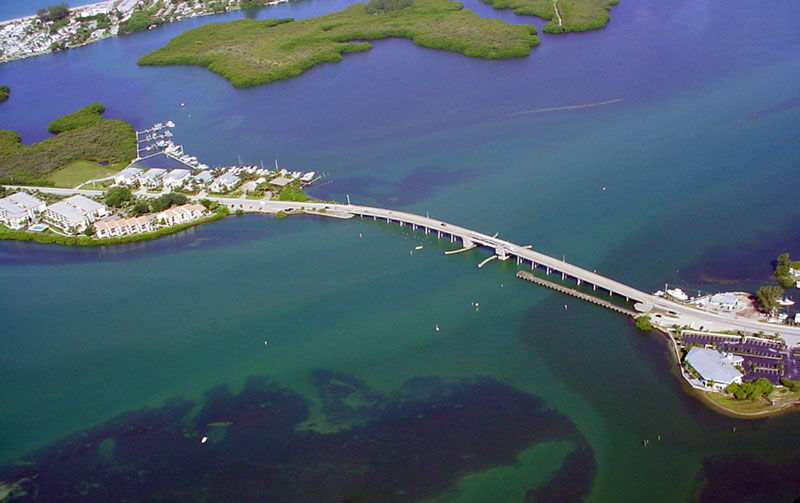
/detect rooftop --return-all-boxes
[164,169,191,181]
[6,192,43,209]
[48,201,86,224]
[0,198,25,217]
[115,167,142,179]
[65,195,103,213]
[685,347,743,385]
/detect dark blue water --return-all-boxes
[2,0,800,501]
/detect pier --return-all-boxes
[515,271,638,316]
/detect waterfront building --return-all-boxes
[45,201,90,233]
[140,168,167,188]
[193,170,214,185]
[0,198,28,229]
[709,292,739,312]
[268,176,292,187]
[0,192,46,228]
[156,203,205,226]
[113,167,142,186]
[210,172,240,193]
[163,169,191,189]
[63,195,107,223]
[6,192,46,217]
[685,347,744,391]
[95,216,153,239]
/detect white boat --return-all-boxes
[778,297,795,306]
[415,245,423,250]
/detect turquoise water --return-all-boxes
[2,0,800,500]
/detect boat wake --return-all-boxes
[511,98,623,115]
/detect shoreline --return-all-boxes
[0,0,291,66]
[650,324,800,420]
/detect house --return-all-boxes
[113,167,142,186]
[45,201,90,233]
[0,198,28,229]
[6,192,46,217]
[268,176,292,187]
[63,195,107,222]
[139,168,167,188]
[209,172,240,193]
[163,169,191,189]
[193,170,214,185]
[156,203,205,226]
[95,216,153,239]
[685,346,744,391]
[710,292,739,312]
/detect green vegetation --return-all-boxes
[755,285,784,314]
[151,192,188,212]
[634,315,652,331]
[48,103,107,133]
[780,378,800,392]
[239,0,264,8]
[479,0,617,33]
[0,86,9,103]
[277,185,309,202]
[725,378,774,401]
[37,3,70,22]
[46,160,122,188]
[0,103,135,181]
[104,186,132,207]
[120,6,164,34]
[139,0,539,87]
[774,253,799,289]
[0,208,228,247]
[365,0,414,14]
[275,210,289,219]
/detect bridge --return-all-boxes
[8,185,800,345]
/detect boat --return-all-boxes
[435,325,440,332]
[415,245,423,250]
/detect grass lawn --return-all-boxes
[480,0,618,33]
[47,161,123,188]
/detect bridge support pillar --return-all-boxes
[437,231,441,238]
[462,236,474,248]
[577,278,581,286]
[561,272,566,280]
[412,223,417,230]
[496,248,508,261]
[593,284,597,291]
[516,256,521,265]
[531,261,536,270]
[546,267,551,275]
[424,227,429,234]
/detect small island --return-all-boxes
[0,85,9,103]
[138,0,540,87]
[479,0,619,33]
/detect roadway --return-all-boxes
[10,185,800,344]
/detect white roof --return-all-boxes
[115,167,142,179]
[141,168,167,179]
[65,195,103,213]
[164,169,191,181]
[685,347,743,385]
[6,192,43,209]
[0,199,25,217]
[194,170,214,182]
[214,172,239,184]
[711,292,737,305]
[48,201,86,224]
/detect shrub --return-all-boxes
[634,315,652,331]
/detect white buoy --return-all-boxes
[564,304,568,310]
[264,340,268,346]
[201,436,208,444]
[180,102,185,107]
[435,325,440,332]
[602,186,607,191]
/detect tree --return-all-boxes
[131,200,150,216]
[104,186,131,207]
[83,224,94,236]
[774,253,796,288]
[756,285,784,314]
[151,192,187,212]
[634,315,652,331]
[37,3,70,22]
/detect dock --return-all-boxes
[515,270,638,317]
